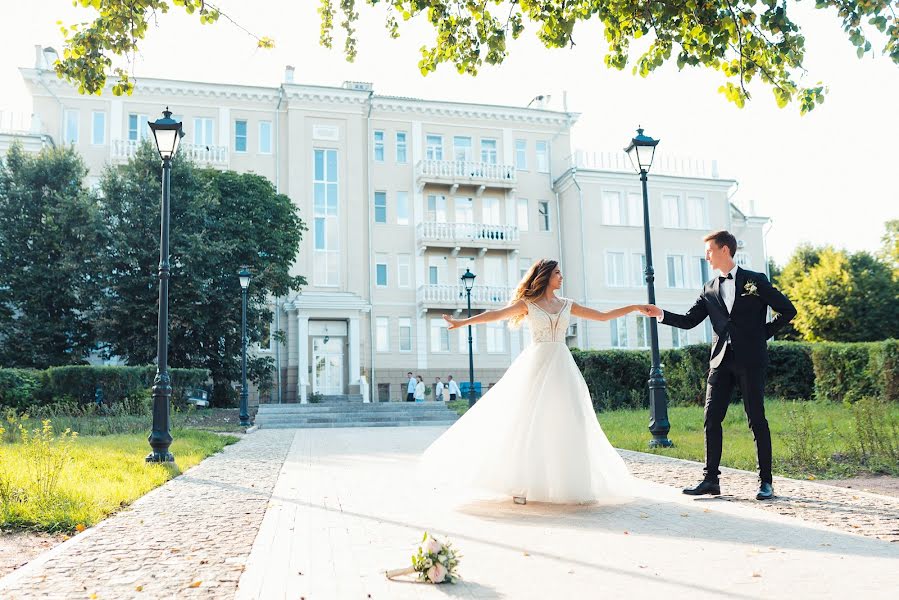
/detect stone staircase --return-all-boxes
[253,401,460,429]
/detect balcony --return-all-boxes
[417,284,514,313]
[111,139,229,167]
[416,159,516,193]
[416,222,520,254]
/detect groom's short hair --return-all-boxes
[703,230,737,257]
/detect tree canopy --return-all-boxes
[56,1,899,112]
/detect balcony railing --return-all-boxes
[569,150,720,179]
[111,139,229,166]
[416,159,516,189]
[417,284,514,310]
[416,221,520,251]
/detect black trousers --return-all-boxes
[406,393,414,402]
[449,394,456,401]
[703,346,772,484]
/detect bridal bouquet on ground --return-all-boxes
[385,532,461,584]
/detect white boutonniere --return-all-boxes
[742,280,759,297]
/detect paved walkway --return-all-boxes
[1,427,897,599]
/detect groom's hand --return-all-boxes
[641,305,663,318]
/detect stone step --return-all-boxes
[257,402,454,414]
[256,412,458,424]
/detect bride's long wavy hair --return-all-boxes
[507,259,558,328]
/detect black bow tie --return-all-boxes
[718,273,734,283]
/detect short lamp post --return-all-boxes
[238,266,252,427]
[625,127,673,448]
[146,108,184,463]
[461,269,477,407]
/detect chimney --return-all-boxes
[284,65,295,84]
[34,45,43,69]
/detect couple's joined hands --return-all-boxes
[636,304,663,318]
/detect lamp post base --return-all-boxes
[648,436,674,449]
[145,451,175,463]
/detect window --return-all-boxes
[691,257,710,287]
[538,201,551,231]
[455,197,474,224]
[481,138,497,164]
[396,191,410,225]
[234,120,247,152]
[672,327,689,348]
[519,257,531,280]
[486,322,505,353]
[536,140,549,172]
[704,320,713,343]
[459,324,478,354]
[427,195,447,222]
[374,191,387,224]
[606,252,627,287]
[485,256,505,285]
[426,135,443,160]
[663,194,681,228]
[627,193,644,226]
[373,130,385,162]
[453,136,472,162]
[397,254,411,288]
[516,198,529,231]
[91,111,105,145]
[376,317,389,351]
[313,149,339,286]
[193,117,214,146]
[396,132,407,163]
[632,253,647,287]
[375,254,388,287]
[735,252,751,268]
[64,110,78,144]
[399,318,412,352]
[482,197,501,225]
[686,196,706,229]
[128,113,150,141]
[258,121,272,154]
[428,256,446,285]
[515,139,527,170]
[611,317,629,348]
[636,316,651,348]
[667,255,686,288]
[602,192,624,225]
[431,318,450,352]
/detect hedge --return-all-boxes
[574,340,897,411]
[0,365,210,411]
[812,340,899,404]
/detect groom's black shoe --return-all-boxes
[756,482,774,500]
[682,480,721,496]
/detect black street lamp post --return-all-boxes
[461,269,477,407]
[146,108,184,463]
[625,127,674,448]
[238,266,252,427]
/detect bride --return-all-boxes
[421,259,655,505]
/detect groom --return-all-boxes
[646,230,796,500]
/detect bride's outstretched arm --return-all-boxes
[570,302,655,322]
[442,300,528,330]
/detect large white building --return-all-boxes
[7,46,769,404]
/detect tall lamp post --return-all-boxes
[146,108,184,463]
[238,266,252,427]
[461,269,477,407]
[625,127,673,448]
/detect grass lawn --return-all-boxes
[599,399,899,480]
[0,428,238,532]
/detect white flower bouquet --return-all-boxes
[385,532,461,584]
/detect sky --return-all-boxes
[1,1,897,265]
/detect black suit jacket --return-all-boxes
[661,267,797,368]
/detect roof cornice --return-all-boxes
[371,96,578,126]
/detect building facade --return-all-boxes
[10,46,769,404]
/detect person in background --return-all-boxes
[406,371,416,402]
[434,377,445,402]
[446,375,460,402]
[414,375,425,402]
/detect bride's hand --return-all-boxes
[443,314,462,330]
[635,304,662,317]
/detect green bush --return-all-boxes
[812,340,898,403]
[0,366,208,411]
[0,369,41,411]
[766,342,815,400]
[571,349,649,411]
[661,345,709,406]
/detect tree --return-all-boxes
[778,245,898,342]
[879,219,898,276]
[95,142,306,404]
[58,1,898,113]
[0,144,104,368]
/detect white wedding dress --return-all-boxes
[420,298,635,504]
